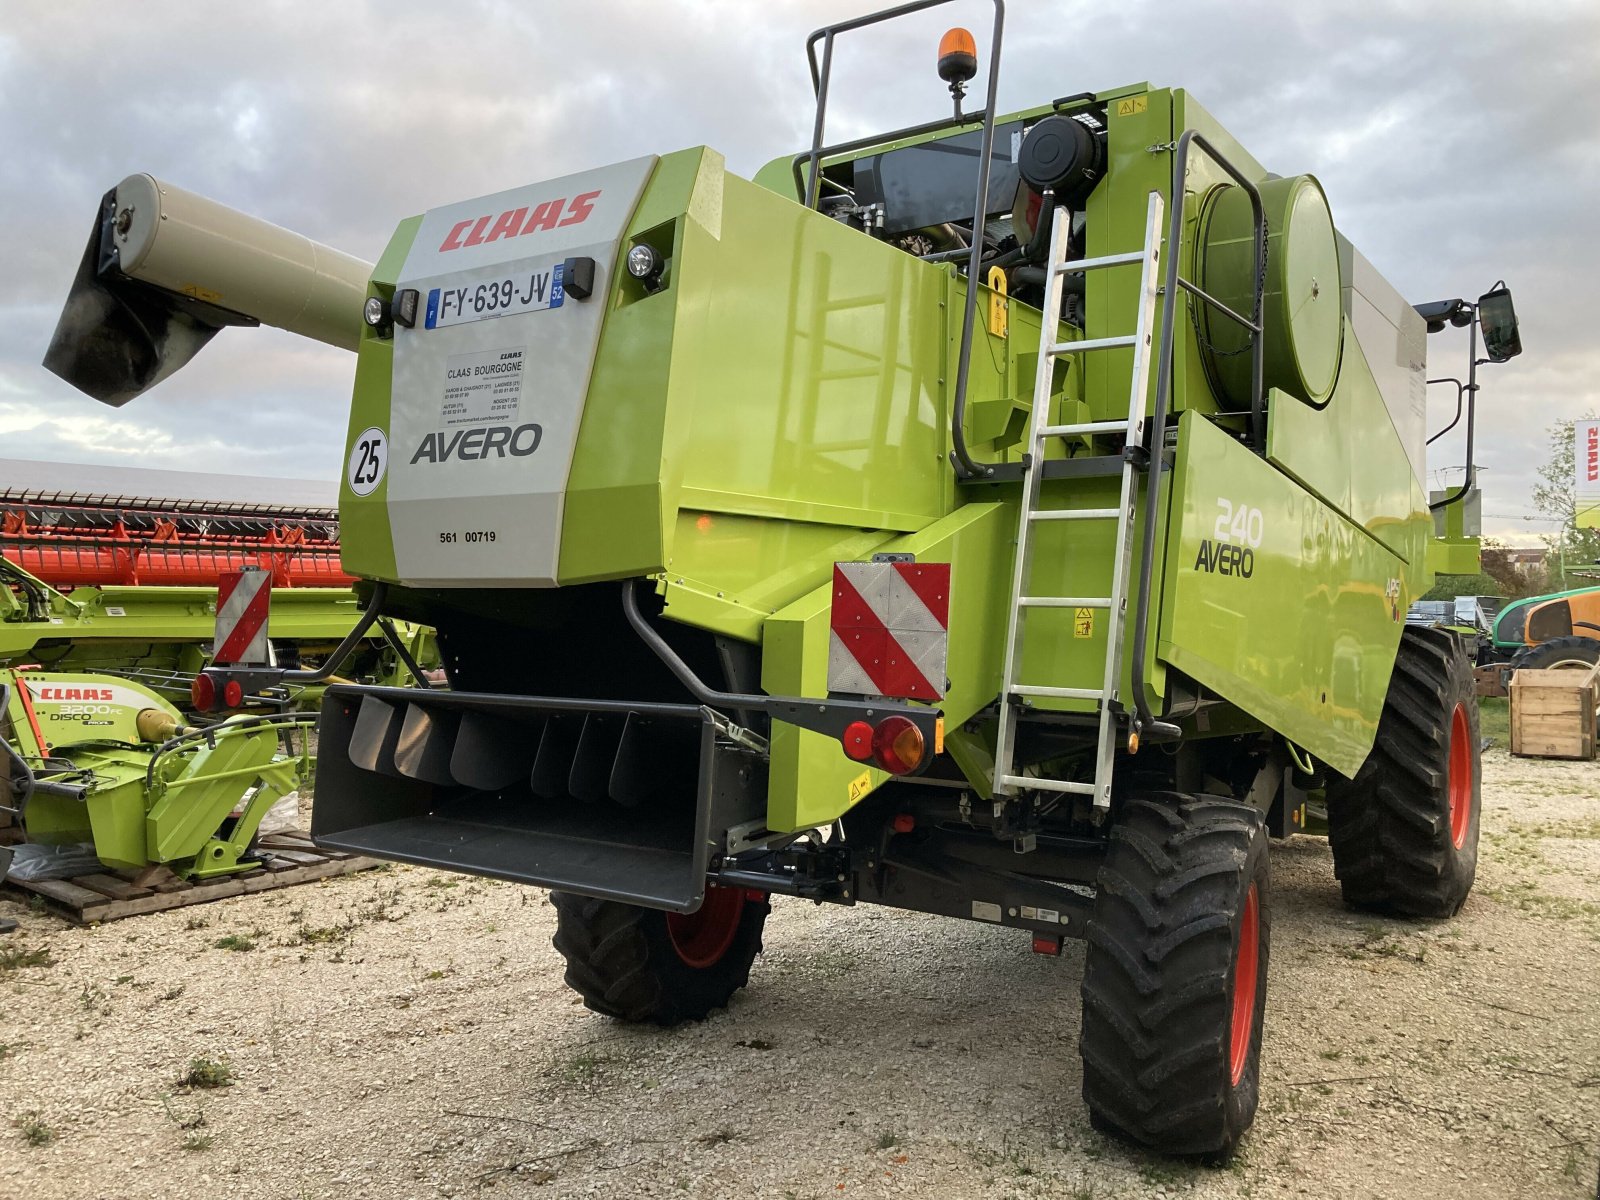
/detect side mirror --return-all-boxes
[1477,282,1522,363]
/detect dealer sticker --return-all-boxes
[442,347,525,428]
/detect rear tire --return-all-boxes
[551,886,768,1026]
[1327,627,1480,918]
[1080,793,1270,1159]
[1510,635,1600,673]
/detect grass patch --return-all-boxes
[180,1056,234,1089]
[1478,697,1509,746]
[13,1111,53,1146]
[1339,925,1427,964]
[1484,880,1600,923]
[182,1130,215,1152]
[292,923,348,946]
[353,882,406,925]
[875,1131,901,1150]
[0,945,54,975]
[561,1049,615,1082]
[212,934,255,952]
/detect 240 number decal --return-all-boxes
[1212,499,1264,548]
[1195,499,1264,579]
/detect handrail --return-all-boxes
[1427,311,1481,512]
[1424,377,1465,446]
[1128,129,1267,740]
[794,0,1006,481]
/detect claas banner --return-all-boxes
[1576,419,1600,530]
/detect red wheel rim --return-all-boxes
[1447,703,1472,851]
[1228,883,1260,1087]
[665,884,745,969]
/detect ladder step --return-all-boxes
[1039,420,1126,438]
[1010,684,1101,700]
[1017,596,1111,609]
[1048,335,1137,355]
[1028,508,1119,522]
[1054,250,1146,274]
[999,774,1096,796]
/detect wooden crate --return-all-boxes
[1510,663,1600,760]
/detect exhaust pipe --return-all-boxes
[44,174,372,406]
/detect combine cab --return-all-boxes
[41,1,1520,1157]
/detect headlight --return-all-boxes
[626,243,662,281]
[363,296,388,328]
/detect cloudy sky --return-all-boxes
[2,1,1595,540]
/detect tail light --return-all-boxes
[838,715,929,776]
[190,673,243,713]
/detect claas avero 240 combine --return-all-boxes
[40,2,1520,1156]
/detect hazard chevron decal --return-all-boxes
[827,561,950,701]
[213,566,272,665]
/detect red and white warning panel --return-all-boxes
[828,560,950,701]
[213,566,271,665]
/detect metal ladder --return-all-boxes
[992,190,1166,810]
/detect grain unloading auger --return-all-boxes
[44,1,1521,1156]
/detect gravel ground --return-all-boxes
[1,718,1596,1199]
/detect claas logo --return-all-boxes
[37,687,114,701]
[438,191,600,252]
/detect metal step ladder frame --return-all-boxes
[992,190,1166,810]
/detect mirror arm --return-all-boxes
[1429,316,1480,512]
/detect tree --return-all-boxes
[1531,413,1600,590]
[1478,536,1546,599]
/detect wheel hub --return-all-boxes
[1447,703,1472,850]
[665,884,746,968]
[1229,882,1261,1087]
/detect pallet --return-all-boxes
[0,831,382,924]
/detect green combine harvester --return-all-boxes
[40,2,1519,1156]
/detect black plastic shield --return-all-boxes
[311,684,766,913]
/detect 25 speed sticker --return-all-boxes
[347,427,388,496]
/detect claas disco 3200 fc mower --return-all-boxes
[41,2,1519,1156]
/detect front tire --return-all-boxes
[1080,794,1271,1159]
[551,886,768,1026]
[1327,627,1480,918]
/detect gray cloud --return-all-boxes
[2,0,1594,540]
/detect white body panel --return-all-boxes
[386,157,656,587]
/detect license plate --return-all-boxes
[424,264,565,330]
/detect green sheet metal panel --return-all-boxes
[338,216,418,584]
[1158,411,1405,777]
[560,148,716,584]
[660,515,895,643]
[761,501,1012,831]
[668,172,954,534]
